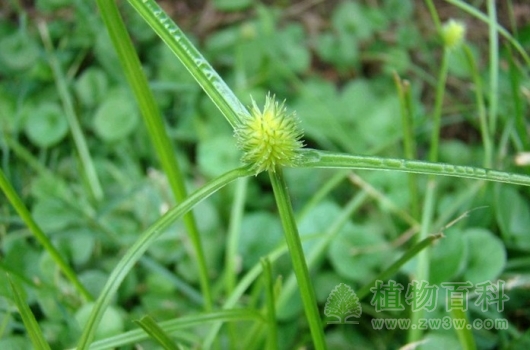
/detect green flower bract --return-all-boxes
[235,94,304,174]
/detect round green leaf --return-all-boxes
[0,31,39,72]
[176,228,225,282]
[421,331,461,350]
[75,303,124,340]
[24,103,68,148]
[32,198,79,232]
[66,229,95,266]
[298,201,343,253]
[30,174,71,200]
[495,186,530,250]
[176,200,224,282]
[332,2,376,39]
[94,31,121,79]
[315,272,345,303]
[78,270,110,301]
[74,68,109,108]
[2,240,41,295]
[462,228,506,284]
[328,222,388,283]
[316,32,359,70]
[197,135,240,178]
[39,251,57,284]
[238,212,283,270]
[274,24,310,74]
[382,47,410,75]
[383,0,413,20]
[276,291,303,321]
[93,88,139,141]
[146,273,176,295]
[439,140,474,165]
[429,229,467,285]
[36,288,63,321]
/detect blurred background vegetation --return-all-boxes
[1,0,530,349]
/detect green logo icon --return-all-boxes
[324,283,362,324]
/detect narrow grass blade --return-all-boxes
[269,168,327,350]
[451,308,477,350]
[0,169,93,301]
[88,309,263,350]
[356,233,443,300]
[95,0,212,311]
[139,257,203,306]
[127,0,249,128]
[8,275,52,350]
[425,0,442,33]
[412,33,449,340]
[393,73,419,219]
[463,45,492,168]
[277,191,368,313]
[134,316,181,350]
[487,0,499,138]
[348,173,417,227]
[445,0,530,66]
[76,166,253,350]
[298,170,350,220]
[507,46,529,150]
[3,135,52,177]
[298,150,530,187]
[205,251,288,349]
[203,233,322,347]
[409,179,437,342]
[261,259,278,350]
[224,177,248,295]
[433,181,483,230]
[429,49,448,163]
[37,21,103,201]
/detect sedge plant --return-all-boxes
[78,1,530,348]
[1,1,530,349]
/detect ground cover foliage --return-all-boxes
[1,0,530,349]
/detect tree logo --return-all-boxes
[324,283,362,324]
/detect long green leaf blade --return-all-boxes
[8,276,52,350]
[356,233,443,300]
[37,21,104,201]
[127,0,249,128]
[260,259,278,350]
[134,316,181,350]
[0,169,93,301]
[89,309,263,350]
[76,166,252,349]
[298,150,530,187]
[95,0,212,312]
[269,168,327,350]
[445,0,530,66]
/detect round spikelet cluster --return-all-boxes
[441,19,466,50]
[235,94,304,174]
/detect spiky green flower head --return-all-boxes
[235,94,304,174]
[441,19,466,50]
